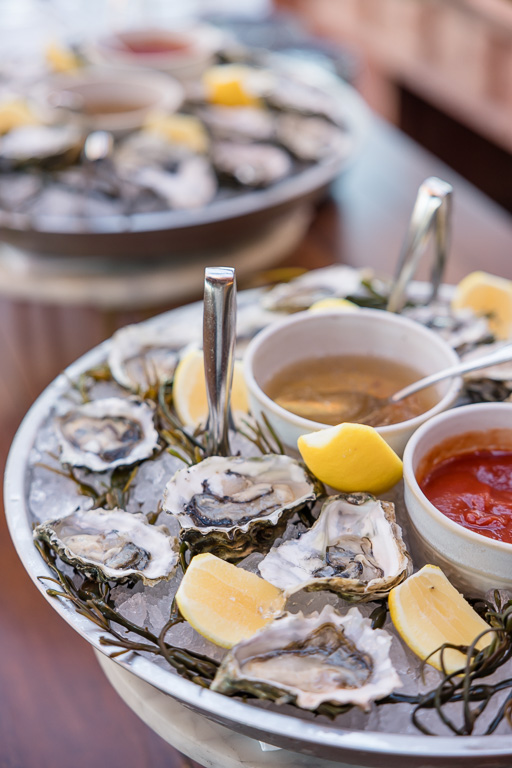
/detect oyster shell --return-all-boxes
[134,156,217,210]
[461,341,512,382]
[261,265,374,313]
[0,125,83,168]
[198,106,275,142]
[403,303,492,353]
[259,493,411,601]
[34,507,178,585]
[211,141,292,187]
[276,115,351,162]
[211,605,401,710]
[163,455,318,560]
[57,397,159,472]
[109,323,195,392]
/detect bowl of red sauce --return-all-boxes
[89,24,225,80]
[403,402,512,595]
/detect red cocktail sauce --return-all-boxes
[420,448,512,545]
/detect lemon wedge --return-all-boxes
[173,347,249,428]
[45,42,81,73]
[297,422,402,494]
[144,113,209,154]
[452,271,512,339]
[389,564,492,674]
[203,65,261,107]
[0,100,37,135]
[309,298,359,313]
[175,553,285,648]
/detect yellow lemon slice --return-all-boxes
[45,42,80,73]
[0,100,37,135]
[203,65,261,107]
[144,113,209,154]
[452,270,512,339]
[176,553,285,648]
[297,422,402,495]
[309,298,359,313]
[173,347,249,428]
[389,564,492,674]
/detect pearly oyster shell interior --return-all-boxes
[34,507,179,585]
[162,454,318,560]
[211,605,401,710]
[57,396,159,472]
[259,492,411,601]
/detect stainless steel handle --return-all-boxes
[203,267,236,457]
[390,343,512,403]
[387,177,453,313]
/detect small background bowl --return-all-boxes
[38,67,183,135]
[243,308,461,456]
[403,402,512,596]
[88,24,225,81]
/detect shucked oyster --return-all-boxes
[34,507,179,585]
[261,265,374,313]
[211,605,401,710]
[259,493,411,601]
[163,455,317,560]
[108,323,197,393]
[57,397,159,472]
[211,141,292,188]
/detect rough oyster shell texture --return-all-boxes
[34,507,179,585]
[162,454,318,560]
[211,605,401,711]
[57,396,159,472]
[259,492,411,601]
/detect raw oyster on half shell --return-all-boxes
[34,507,179,585]
[109,323,193,392]
[261,265,374,313]
[259,493,411,601]
[163,455,318,560]
[57,397,159,472]
[211,605,401,710]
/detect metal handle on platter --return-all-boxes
[390,343,512,403]
[387,177,453,313]
[203,267,236,457]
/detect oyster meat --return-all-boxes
[212,605,401,710]
[34,507,179,585]
[163,454,317,560]
[57,397,159,472]
[259,493,411,601]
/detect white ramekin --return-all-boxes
[243,308,461,456]
[403,402,512,596]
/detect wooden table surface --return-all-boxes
[1,117,511,768]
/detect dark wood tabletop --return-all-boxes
[1,116,511,768]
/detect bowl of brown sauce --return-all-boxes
[403,402,512,595]
[243,308,460,456]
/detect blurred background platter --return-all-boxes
[0,50,370,264]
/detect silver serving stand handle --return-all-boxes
[203,266,236,457]
[387,177,453,313]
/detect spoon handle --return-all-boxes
[203,267,236,456]
[390,343,512,403]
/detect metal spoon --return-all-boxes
[203,266,237,456]
[317,343,512,424]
